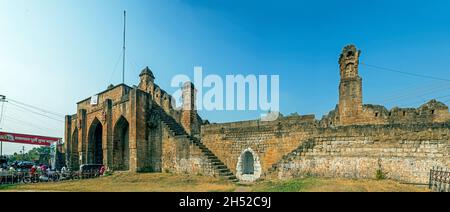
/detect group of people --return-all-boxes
[1,163,107,179]
[29,164,52,176]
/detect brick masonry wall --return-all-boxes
[63,68,450,184]
[270,123,450,183]
[203,118,450,183]
[161,126,218,176]
[201,117,316,176]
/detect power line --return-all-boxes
[375,81,450,103]
[0,103,7,129]
[7,98,65,118]
[6,108,62,129]
[0,96,6,129]
[382,86,450,105]
[7,102,64,123]
[397,93,450,107]
[444,98,450,103]
[3,115,62,134]
[361,62,450,82]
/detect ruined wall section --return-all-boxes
[201,116,317,175]
[332,45,450,127]
[321,100,450,127]
[270,123,450,184]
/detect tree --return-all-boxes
[7,146,52,165]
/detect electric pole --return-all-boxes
[0,95,6,157]
[22,146,25,161]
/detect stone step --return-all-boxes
[220,170,232,174]
[219,175,237,180]
[204,153,214,157]
[211,162,223,166]
[219,172,234,177]
[197,144,207,148]
[214,165,228,169]
[227,175,238,180]
[156,111,239,183]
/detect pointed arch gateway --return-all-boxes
[88,118,103,165]
[71,128,79,169]
[113,116,130,171]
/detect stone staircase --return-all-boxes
[267,139,316,174]
[152,105,238,182]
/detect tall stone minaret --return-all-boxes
[338,45,363,125]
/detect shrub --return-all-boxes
[376,169,386,180]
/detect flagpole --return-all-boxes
[122,10,126,84]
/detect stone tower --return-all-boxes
[181,82,199,135]
[338,45,363,125]
[138,66,155,93]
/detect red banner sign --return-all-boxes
[0,132,61,146]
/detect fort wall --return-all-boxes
[270,123,450,183]
[63,45,450,184]
[202,119,450,183]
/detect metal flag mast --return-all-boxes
[122,10,127,84]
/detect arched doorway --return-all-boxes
[88,118,103,165]
[71,128,79,169]
[236,148,262,182]
[243,151,254,174]
[113,116,129,171]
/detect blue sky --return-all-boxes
[1,0,450,154]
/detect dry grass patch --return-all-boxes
[251,178,429,192]
[1,174,430,192]
[1,172,236,192]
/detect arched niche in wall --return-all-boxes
[236,148,262,182]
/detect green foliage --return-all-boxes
[103,170,114,177]
[376,159,387,180]
[6,146,52,164]
[0,184,17,190]
[376,169,387,180]
[252,178,314,192]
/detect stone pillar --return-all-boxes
[181,82,198,135]
[103,99,113,169]
[64,115,71,168]
[338,45,363,125]
[77,109,87,166]
[129,88,149,172]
